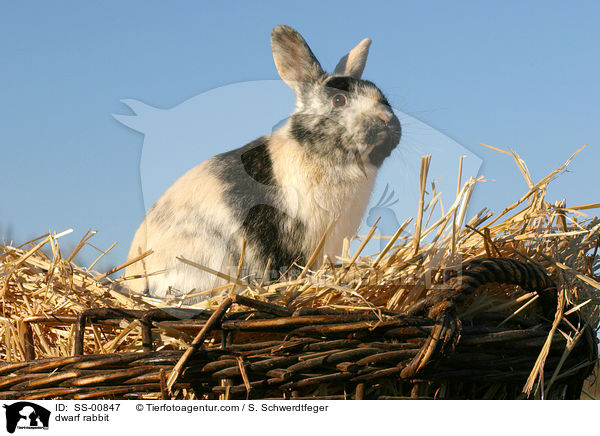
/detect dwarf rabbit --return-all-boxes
[124,25,401,299]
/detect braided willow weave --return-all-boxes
[0,258,596,400]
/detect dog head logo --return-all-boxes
[3,402,50,433]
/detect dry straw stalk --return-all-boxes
[1,145,598,399]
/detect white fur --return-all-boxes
[269,126,377,261]
[125,160,235,297]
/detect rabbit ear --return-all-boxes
[271,25,325,94]
[333,38,371,79]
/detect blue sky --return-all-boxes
[1,1,599,271]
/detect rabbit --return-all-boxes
[124,25,401,300]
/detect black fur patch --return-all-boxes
[213,136,275,186]
[290,114,325,146]
[323,76,355,93]
[242,204,305,275]
[240,140,275,185]
[213,136,306,273]
[324,77,391,106]
[289,113,348,159]
[368,115,402,167]
[213,137,277,222]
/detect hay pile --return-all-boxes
[1,145,599,399]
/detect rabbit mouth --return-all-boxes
[366,129,391,147]
[365,122,401,148]
[366,119,402,167]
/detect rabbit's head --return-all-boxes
[271,25,401,168]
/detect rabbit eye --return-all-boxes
[332,94,347,107]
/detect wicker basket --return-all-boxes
[1,258,596,400]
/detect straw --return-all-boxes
[0,144,598,399]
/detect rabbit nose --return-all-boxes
[376,112,391,126]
